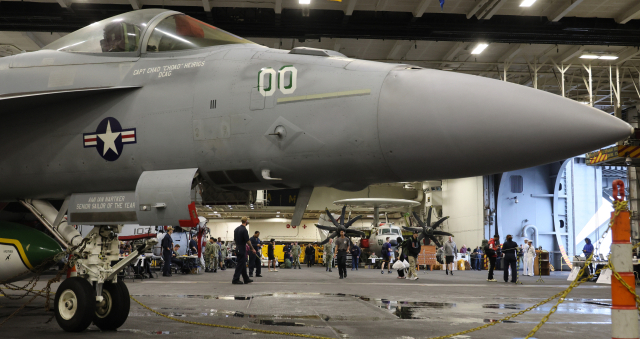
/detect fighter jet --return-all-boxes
[0,8,633,333]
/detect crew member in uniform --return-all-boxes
[249,231,263,277]
[205,237,215,272]
[161,227,174,277]
[291,242,301,269]
[232,217,256,284]
[323,239,334,272]
[219,241,228,271]
[502,234,519,283]
[334,231,350,279]
[211,239,220,273]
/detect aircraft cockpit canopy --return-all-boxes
[379,228,400,235]
[43,9,253,54]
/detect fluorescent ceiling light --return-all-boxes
[471,43,489,55]
[579,101,590,105]
[520,0,536,7]
[579,54,599,59]
[599,55,618,60]
[299,0,311,4]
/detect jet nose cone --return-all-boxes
[378,68,633,180]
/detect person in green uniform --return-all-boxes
[219,241,228,271]
[291,242,301,269]
[204,237,215,272]
[211,238,220,273]
[323,239,334,272]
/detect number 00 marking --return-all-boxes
[258,66,298,97]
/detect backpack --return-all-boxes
[484,244,495,256]
[284,259,292,269]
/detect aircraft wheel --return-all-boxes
[54,277,96,332]
[93,279,130,331]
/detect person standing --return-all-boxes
[522,239,530,272]
[334,231,350,279]
[350,241,361,271]
[210,238,220,273]
[249,231,263,277]
[405,231,421,280]
[268,239,278,272]
[204,237,215,272]
[305,244,315,268]
[284,243,292,264]
[381,237,393,274]
[232,217,256,285]
[475,246,483,271]
[189,237,198,256]
[486,235,499,282]
[161,227,174,277]
[502,235,519,283]
[323,239,334,272]
[396,237,407,279]
[219,241,228,271]
[291,242,302,269]
[444,236,457,275]
[582,238,594,274]
[525,240,535,276]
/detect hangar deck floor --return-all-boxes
[0,266,631,339]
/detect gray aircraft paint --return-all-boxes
[0,9,632,202]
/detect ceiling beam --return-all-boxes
[333,38,341,52]
[344,0,358,16]
[387,40,407,60]
[547,0,584,22]
[56,0,72,8]
[202,0,212,12]
[128,0,142,10]
[497,44,523,63]
[553,45,585,63]
[23,32,45,48]
[482,0,507,20]
[275,0,282,14]
[616,47,640,65]
[467,0,489,19]
[440,41,465,68]
[412,0,432,18]
[615,2,640,24]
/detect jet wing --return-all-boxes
[0,86,141,113]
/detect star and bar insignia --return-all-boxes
[83,117,136,161]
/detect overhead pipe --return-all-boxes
[521,224,539,248]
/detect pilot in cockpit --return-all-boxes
[100,22,141,53]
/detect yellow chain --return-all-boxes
[130,295,335,339]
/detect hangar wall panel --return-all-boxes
[441,177,484,249]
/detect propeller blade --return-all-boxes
[345,215,363,227]
[402,226,423,232]
[426,206,433,227]
[431,216,450,229]
[315,225,338,232]
[412,212,425,228]
[340,205,346,225]
[318,232,338,245]
[432,230,454,237]
[325,208,339,227]
[417,233,425,243]
[429,235,442,248]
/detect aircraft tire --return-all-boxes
[54,277,96,332]
[93,279,130,331]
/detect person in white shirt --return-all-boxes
[524,240,536,276]
[522,239,529,273]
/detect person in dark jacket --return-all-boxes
[305,244,316,267]
[232,217,256,285]
[405,231,421,280]
[161,227,174,277]
[501,234,519,283]
[350,242,361,271]
[249,231,262,278]
[583,237,595,274]
[396,236,406,279]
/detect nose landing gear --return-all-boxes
[54,278,95,332]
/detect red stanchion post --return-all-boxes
[610,179,638,339]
